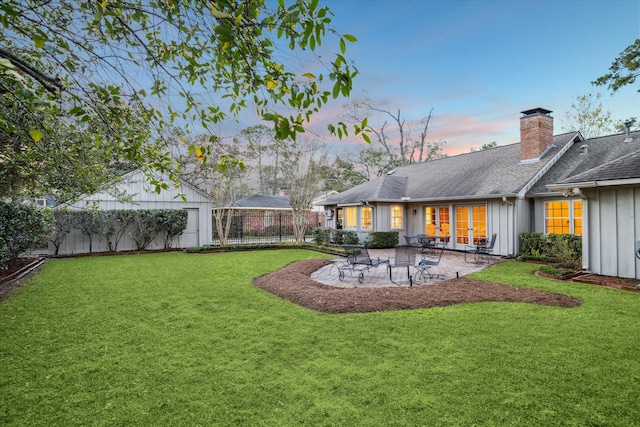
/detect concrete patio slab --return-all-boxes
[311,249,500,288]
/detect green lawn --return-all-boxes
[1,250,639,426]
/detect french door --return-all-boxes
[455,205,487,247]
[424,206,450,241]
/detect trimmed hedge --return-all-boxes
[0,202,54,269]
[50,209,188,254]
[364,231,399,249]
[519,232,582,267]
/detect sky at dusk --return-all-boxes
[289,0,640,158]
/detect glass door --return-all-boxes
[454,205,486,247]
[424,206,450,243]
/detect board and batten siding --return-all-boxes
[534,187,640,279]
[585,187,640,279]
[50,171,213,255]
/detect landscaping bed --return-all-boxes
[254,259,581,313]
[572,273,640,293]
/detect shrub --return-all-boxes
[538,264,577,277]
[518,232,582,269]
[77,210,107,253]
[49,209,78,256]
[364,231,398,249]
[331,230,359,245]
[312,227,331,246]
[0,202,54,269]
[129,210,164,250]
[519,232,548,257]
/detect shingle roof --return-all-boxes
[325,132,577,205]
[529,130,640,194]
[234,194,291,209]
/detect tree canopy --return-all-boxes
[0,0,361,200]
[593,39,640,93]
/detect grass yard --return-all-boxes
[1,250,639,426]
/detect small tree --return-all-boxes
[77,210,106,253]
[49,209,77,256]
[157,210,188,249]
[99,210,135,252]
[129,210,163,251]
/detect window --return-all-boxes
[545,200,582,235]
[362,206,372,230]
[391,205,403,229]
[344,206,357,229]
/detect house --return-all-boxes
[50,169,214,254]
[322,108,640,279]
[229,194,327,238]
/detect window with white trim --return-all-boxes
[391,205,403,229]
[544,200,582,235]
[362,206,372,230]
[344,206,357,229]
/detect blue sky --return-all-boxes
[303,0,640,156]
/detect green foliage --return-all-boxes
[3,254,640,425]
[311,227,331,246]
[128,210,164,251]
[0,0,362,198]
[49,209,77,256]
[561,93,615,138]
[331,230,359,245]
[156,209,189,249]
[49,209,187,253]
[519,232,582,268]
[364,231,399,249]
[592,38,640,93]
[538,264,577,277]
[0,201,53,268]
[76,210,106,253]
[519,232,548,258]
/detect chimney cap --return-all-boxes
[521,107,553,117]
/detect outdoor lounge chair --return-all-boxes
[388,246,418,285]
[413,242,445,284]
[464,233,497,263]
[338,246,388,283]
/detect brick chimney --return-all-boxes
[520,108,554,162]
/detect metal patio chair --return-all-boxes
[338,246,388,284]
[465,233,497,263]
[388,245,418,285]
[413,242,446,284]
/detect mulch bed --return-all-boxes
[253,259,582,314]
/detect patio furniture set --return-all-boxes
[329,233,496,286]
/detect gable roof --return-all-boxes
[530,130,640,194]
[325,132,577,205]
[234,194,291,210]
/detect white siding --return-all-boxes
[50,171,213,255]
[587,187,640,279]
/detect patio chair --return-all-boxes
[404,235,417,247]
[413,242,446,284]
[417,235,437,255]
[465,233,497,263]
[338,246,388,284]
[388,246,418,285]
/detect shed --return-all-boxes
[51,170,213,255]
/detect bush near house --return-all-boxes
[519,232,582,271]
[311,227,331,246]
[0,201,53,269]
[331,230,359,245]
[364,231,399,248]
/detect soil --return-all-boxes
[0,257,46,303]
[253,259,582,314]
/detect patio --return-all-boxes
[311,248,501,288]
